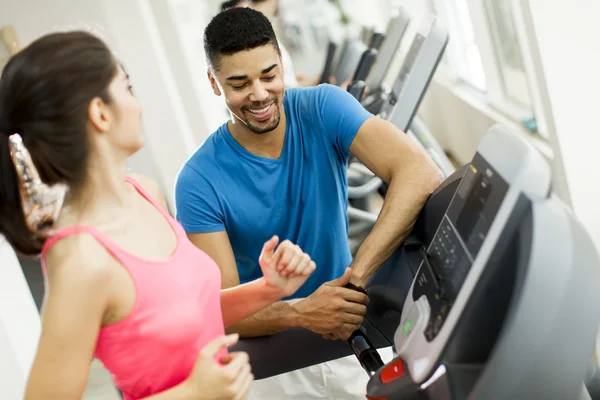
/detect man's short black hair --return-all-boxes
[204,7,280,72]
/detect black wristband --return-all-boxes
[345,282,368,295]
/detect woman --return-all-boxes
[0,31,316,400]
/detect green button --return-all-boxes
[402,318,413,335]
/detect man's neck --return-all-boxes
[227,105,287,159]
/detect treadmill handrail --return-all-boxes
[348,176,383,198]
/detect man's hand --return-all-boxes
[258,236,316,298]
[293,268,369,340]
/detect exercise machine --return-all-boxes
[362,9,411,109]
[317,41,338,84]
[332,38,368,86]
[347,16,454,252]
[233,124,600,399]
[375,16,454,178]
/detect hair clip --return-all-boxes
[8,134,68,238]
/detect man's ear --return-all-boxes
[207,70,222,96]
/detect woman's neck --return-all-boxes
[59,152,133,228]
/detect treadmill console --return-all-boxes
[411,156,509,342]
[393,125,552,385]
[377,17,448,132]
[365,8,410,92]
[378,33,425,121]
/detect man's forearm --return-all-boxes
[350,162,443,286]
[225,299,302,338]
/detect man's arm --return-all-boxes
[188,231,368,339]
[348,116,444,287]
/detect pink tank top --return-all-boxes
[41,177,227,400]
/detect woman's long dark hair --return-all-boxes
[0,31,117,256]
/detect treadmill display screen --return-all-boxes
[391,33,425,97]
[450,154,509,259]
[377,33,425,120]
[412,153,509,341]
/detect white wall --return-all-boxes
[99,0,201,207]
[165,0,230,135]
[0,242,40,398]
[520,0,600,249]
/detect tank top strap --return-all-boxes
[124,176,169,217]
[41,226,130,275]
[124,176,183,236]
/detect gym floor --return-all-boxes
[19,256,121,400]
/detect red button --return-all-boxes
[380,359,406,384]
[366,397,388,400]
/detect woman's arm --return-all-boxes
[220,236,315,327]
[28,234,241,400]
[136,176,316,330]
[220,277,284,327]
[24,237,113,400]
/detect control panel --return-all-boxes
[394,146,513,384]
[413,154,509,342]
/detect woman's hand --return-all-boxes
[258,236,316,298]
[184,334,253,400]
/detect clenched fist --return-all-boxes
[259,236,316,298]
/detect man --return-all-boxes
[175,7,443,400]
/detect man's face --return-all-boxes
[210,44,285,134]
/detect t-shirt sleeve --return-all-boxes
[174,164,225,234]
[316,84,374,158]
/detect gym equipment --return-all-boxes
[347,16,453,241]
[363,9,411,105]
[318,7,408,89]
[369,32,386,50]
[318,41,338,84]
[360,26,375,47]
[366,124,600,399]
[332,38,368,86]
[378,16,447,132]
[352,47,379,83]
[367,17,454,179]
[347,80,367,101]
[233,124,600,399]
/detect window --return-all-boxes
[429,0,543,133]
[484,0,532,109]
[430,0,487,92]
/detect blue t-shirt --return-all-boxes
[174,84,373,299]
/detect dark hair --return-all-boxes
[220,0,242,12]
[204,7,280,72]
[0,31,118,256]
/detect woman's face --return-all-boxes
[102,65,144,157]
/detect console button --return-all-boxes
[380,359,406,384]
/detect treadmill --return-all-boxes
[347,16,454,225]
[234,124,600,399]
[332,38,368,86]
[361,8,411,112]
[378,16,454,178]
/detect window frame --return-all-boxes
[429,0,548,137]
